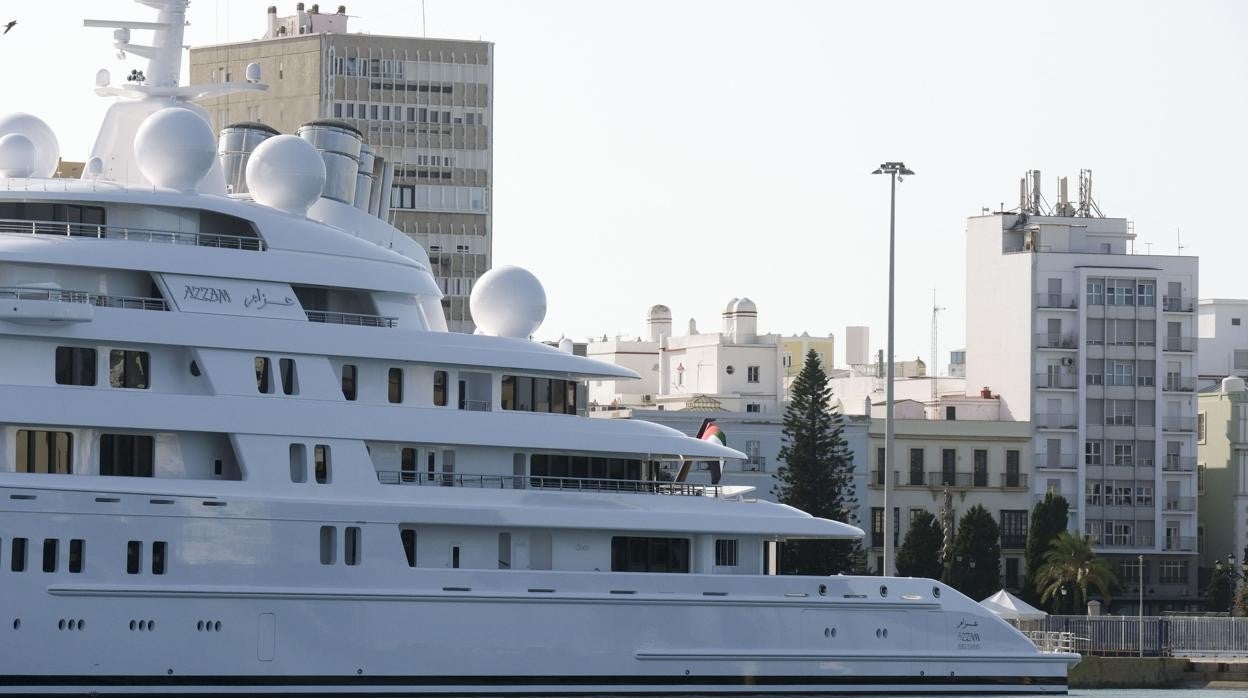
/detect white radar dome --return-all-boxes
[0,113,60,178]
[245,134,327,216]
[469,265,547,339]
[133,107,217,191]
[0,133,37,178]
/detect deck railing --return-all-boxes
[1019,616,1248,658]
[305,310,398,328]
[375,470,722,497]
[0,217,266,251]
[0,286,168,311]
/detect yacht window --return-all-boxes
[501,376,578,415]
[16,430,72,474]
[289,443,307,483]
[400,447,417,482]
[11,538,27,572]
[151,541,167,575]
[319,526,336,565]
[611,537,690,573]
[0,202,105,228]
[68,539,84,573]
[126,540,141,574]
[441,450,455,486]
[451,545,461,569]
[255,357,272,394]
[498,533,511,569]
[500,375,515,410]
[341,364,357,401]
[42,539,57,573]
[109,350,150,389]
[344,527,361,566]
[715,539,739,567]
[433,370,448,406]
[99,434,155,477]
[388,368,403,403]
[514,376,533,411]
[401,529,417,567]
[279,358,297,395]
[533,378,551,412]
[314,445,330,484]
[55,346,97,386]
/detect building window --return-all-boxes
[973,449,987,487]
[1137,282,1155,307]
[255,357,272,394]
[782,353,792,368]
[1005,557,1021,589]
[1000,510,1028,549]
[746,366,760,383]
[1113,442,1133,466]
[109,350,149,389]
[1197,412,1206,443]
[1086,280,1104,306]
[289,443,307,483]
[279,358,297,395]
[1135,485,1153,506]
[909,448,924,485]
[388,368,403,404]
[1085,481,1102,506]
[16,430,72,474]
[870,507,884,548]
[746,403,762,413]
[1159,559,1187,584]
[945,405,957,421]
[55,346,97,385]
[433,370,448,406]
[610,537,690,573]
[875,447,886,485]
[714,539,739,567]
[340,364,357,401]
[1198,463,1206,494]
[1233,318,1242,326]
[99,434,155,477]
[314,444,330,484]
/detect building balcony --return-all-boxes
[999,473,1028,489]
[1035,452,1078,469]
[1036,332,1078,349]
[1164,536,1197,552]
[1162,417,1196,433]
[1001,534,1028,550]
[1162,296,1195,313]
[1035,292,1078,310]
[1162,375,1195,392]
[1162,455,1196,472]
[1035,372,1078,389]
[1092,533,1155,549]
[927,470,972,488]
[1163,496,1196,512]
[1163,336,1195,352]
[1035,412,1078,429]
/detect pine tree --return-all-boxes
[896,510,943,580]
[1022,491,1070,608]
[946,504,1001,601]
[773,349,859,575]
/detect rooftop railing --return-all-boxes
[374,470,722,497]
[305,310,398,328]
[0,217,266,251]
[0,286,168,311]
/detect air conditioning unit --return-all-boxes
[1061,357,1075,367]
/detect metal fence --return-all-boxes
[1018,615,1248,657]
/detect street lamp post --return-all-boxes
[1138,554,1144,658]
[871,161,914,578]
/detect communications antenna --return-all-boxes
[1076,169,1104,217]
[931,290,944,406]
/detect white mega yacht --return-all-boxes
[0,2,1077,694]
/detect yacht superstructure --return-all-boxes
[0,2,1077,694]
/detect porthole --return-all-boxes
[12,619,20,630]
[933,586,941,598]
[823,627,830,637]
[879,585,888,597]
[725,365,735,375]
[189,361,201,377]
[138,620,146,631]
[818,584,827,596]
[831,627,837,638]
[883,628,889,638]
[57,619,65,630]
[875,628,882,638]
[214,621,221,632]
[76,619,84,631]
[196,621,204,631]
[129,620,137,631]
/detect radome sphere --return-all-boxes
[133,107,217,190]
[0,113,60,178]
[469,266,547,339]
[0,133,37,178]
[245,134,327,216]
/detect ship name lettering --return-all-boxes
[183,285,232,304]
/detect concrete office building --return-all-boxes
[965,171,1200,612]
[189,4,493,332]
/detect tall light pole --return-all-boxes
[872,161,914,577]
[1138,554,1144,658]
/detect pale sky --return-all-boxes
[3,1,1246,368]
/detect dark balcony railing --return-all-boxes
[1035,412,1078,429]
[1036,332,1078,349]
[1163,497,1196,512]
[1000,473,1028,489]
[1035,453,1078,469]
[1001,534,1028,550]
[1163,336,1195,352]
[1163,417,1196,432]
[1162,455,1196,472]
[1162,296,1194,312]
[306,310,398,328]
[1036,372,1077,389]
[927,471,972,488]
[1163,375,1196,392]
[1035,292,1078,309]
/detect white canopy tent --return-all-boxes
[979,590,1047,621]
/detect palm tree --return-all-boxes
[1035,532,1116,613]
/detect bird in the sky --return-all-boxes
[2,21,15,35]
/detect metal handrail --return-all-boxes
[0,286,168,311]
[374,470,722,497]
[305,310,398,328]
[0,217,266,251]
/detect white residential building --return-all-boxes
[845,326,870,367]
[1197,298,1248,386]
[966,180,1200,612]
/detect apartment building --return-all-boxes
[1198,298,1248,386]
[189,4,493,332]
[965,172,1200,612]
[1198,377,1248,572]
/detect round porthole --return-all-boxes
[880,585,888,597]
[725,365,735,375]
[818,584,827,596]
[189,361,201,377]
[12,618,20,630]
[933,586,941,598]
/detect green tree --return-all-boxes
[773,349,859,575]
[1035,532,1116,613]
[1022,491,1070,608]
[1207,565,1233,613]
[945,504,1001,600]
[896,510,944,580]
[1238,545,1248,617]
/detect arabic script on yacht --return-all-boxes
[0,1,1077,694]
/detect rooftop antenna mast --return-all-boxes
[1177,228,1184,256]
[931,290,944,407]
[1076,169,1104,218]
